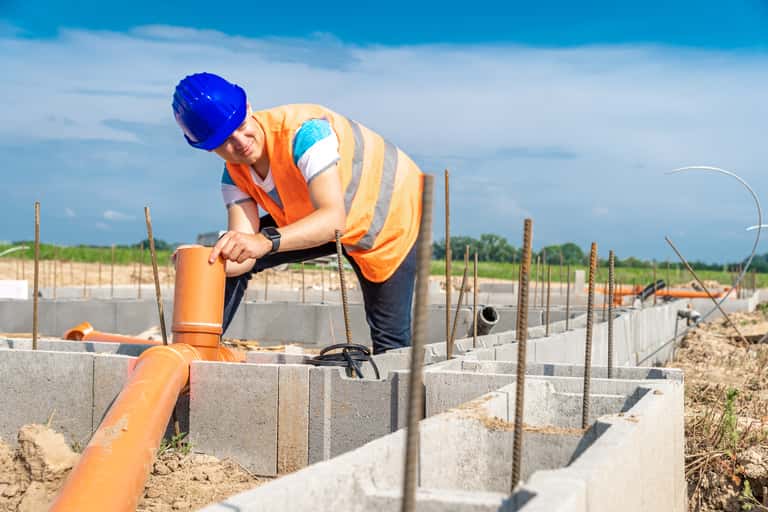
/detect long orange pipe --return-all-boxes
[51,246,239,512]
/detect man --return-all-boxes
[172,72,423,354]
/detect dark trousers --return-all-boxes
[222,215,417,354]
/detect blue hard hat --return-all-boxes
[172,73,247,150]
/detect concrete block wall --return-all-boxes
[203,376,684,512]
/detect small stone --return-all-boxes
[153,462,171,475]
[191,468,206,481]
[145,487,161,499]
[172,500,189,510]
[2,484,19,497]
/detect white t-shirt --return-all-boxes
[221,118,340,210]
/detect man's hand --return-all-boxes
[209,231,271,264]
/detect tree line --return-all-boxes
[433,235,767,272]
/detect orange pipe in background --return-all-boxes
[51,246,240,512]
[63,321,162,345]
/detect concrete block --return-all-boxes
[0,338,33,350]
[277,365,309,474]
[190,361,279,476]
[114,299,159,334]
[0,300,30,334]
[246,352,311,365]
[92,353,135,431]
[54,299,116,336]
[0,350,94,448]
[0,280,27,299]
[308,367,402,463]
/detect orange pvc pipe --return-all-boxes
[50,344,200,512]
[172,245,226,351]
[63,321,162,345]
[51,246,241,511]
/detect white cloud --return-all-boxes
[95,222,110,230]
[592,207,609,217]
[64,207,76,218]
[1,26,767,259]
[103,210,135,221]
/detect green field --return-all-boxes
[0,243,173,265]
[430,260,767,288]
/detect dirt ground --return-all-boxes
[0,425,267,512]
[0,257,511,293]
[668,309,768,511]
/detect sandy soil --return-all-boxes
[0,425,266,512]
[0,257,514,293]
[668,310,768,511]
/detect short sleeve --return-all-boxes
[292,119,341,183]
[221,166,252,207]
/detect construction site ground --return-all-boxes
[0,425,267,512]
[670,308,768,511]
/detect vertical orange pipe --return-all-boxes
[51,247,238,511]
[172,245,226,359]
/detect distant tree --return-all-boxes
[133,238,173,251]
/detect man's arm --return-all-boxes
[210,165,346,266]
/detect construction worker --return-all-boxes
[172,73,423,354]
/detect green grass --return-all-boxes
[0,243,173,265]
[430,259,768,288]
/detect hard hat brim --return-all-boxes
[186,85,247,151]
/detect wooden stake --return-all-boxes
[110,244,115,299]
[32,202,40,350]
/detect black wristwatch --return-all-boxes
[260,227,281,255]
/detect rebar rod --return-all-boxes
[444,169,452,359]
[565,264,571,331]
[138,242,143,299]
[144,207,169,346]
[301,262,306,303]
[264,269,269,302]
[32,202,40,351]
[581,242,597,430]
[321,264,326,303]
[110,245,115,299]
[473,251,478,349]
[511,218,533,490]
[653,261,657,305]
[545,264,551,337]
[608,250,615,379]
[401,174,434,512]
[335,230,352,345]
[449,246,470,353]
[665,236,749,346]
[53,247,58,300]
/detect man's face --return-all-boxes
[213,114,263,165]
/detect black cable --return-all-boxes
[308,343,380,379]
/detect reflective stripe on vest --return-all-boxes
[344,134,398,252]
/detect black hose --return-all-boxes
[308,343,380,379]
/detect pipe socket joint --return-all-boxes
[474,305,500,336]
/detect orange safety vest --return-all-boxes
[226,104,423,283]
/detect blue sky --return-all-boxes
[1,1,768,261]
